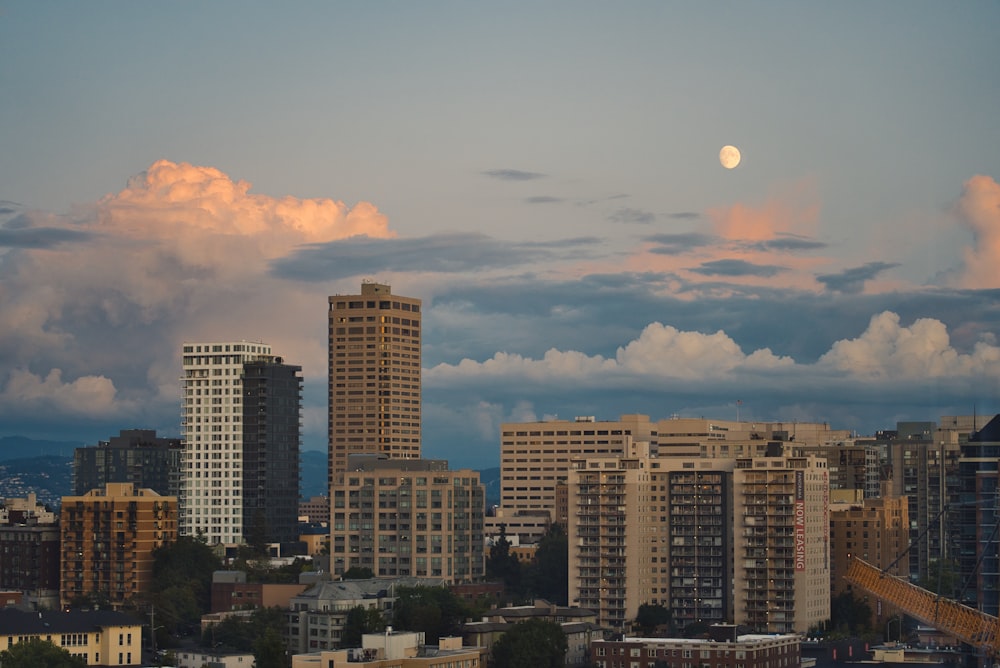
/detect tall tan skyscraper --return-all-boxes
[328,282,422,480]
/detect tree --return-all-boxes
[486,524,522,594]
[490,618,567,668]
[634,602,672,636]
[524,524,568,605]
[341,566,375,580]
[252,627,288,668]
[150,536,223,637]
[830,591,873,636]
[203,606,287,652]
[392,585,472,642]
[340,605,386,648]
[0,638,87,668]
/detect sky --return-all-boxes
[1,2,999,469]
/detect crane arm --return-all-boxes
[844,557,1000,655]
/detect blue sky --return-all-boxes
[1,2,999,468]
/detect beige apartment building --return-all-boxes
[567,447,830,634]
[567,446,738,631]
[732,455,830,633]
[328,282,422,480]
[60,482,176,609]
[330,455,484,583]
[497,414,846,543]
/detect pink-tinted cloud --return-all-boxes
[952,174,1000,289]
[0,160,396,421]
[706,180,820,241]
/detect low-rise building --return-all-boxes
[292,631,482,668]
[288,577,443,653]
[210,570,309,613]
[0,608,143,666]
[0,493,60,609]
[590,631,800,668]
[462,600,605,666]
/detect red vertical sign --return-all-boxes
[795,470,806,572]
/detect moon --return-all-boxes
[720,145,741,169]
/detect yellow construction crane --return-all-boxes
[845,557,1000,657]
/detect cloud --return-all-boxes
[1,368,123,416]
[271,233,601,281]
[0,159,396,436]
[482,169,545,181]
[706,180,820,241]
[952,175,1000,289]
[608,207,656,224]
[816,261,900,294]
[524,195,563,204]
[643,233,716,254]
[0,223,94,249]
[668,212,700,220]
[691,259,787,278]
[818,311,1000,379]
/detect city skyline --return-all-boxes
[1,4,999,469]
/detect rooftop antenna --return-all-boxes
[736,399,742,422]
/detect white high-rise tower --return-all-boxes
[180,340,277,544]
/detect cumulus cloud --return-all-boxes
[428,311,999,390]
[0,159,396,429]
[818,311,1000,379]
[953,175,1000,289]
[1,368,123,416]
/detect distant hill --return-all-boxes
[480,467,501,507]
[0,438,499,509]
[0,436,83,461]
[0,455,74,509]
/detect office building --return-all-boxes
[59,483,177,609]
[328,282,422,480]
[73,428,181,497]
[957,414,1000,615]
[330,455,484,583]
[180,341,301,545]
[831,491,909,626]
[881,419,966,581]
[495,415,656,542]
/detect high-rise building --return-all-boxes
[59,483,176,609]
[567,446,737,631]
[72,429,182,497]
[732,454,830,633]
[328,282,422,480]
[329,455,484,583]
[180,341,301,545]
[957,414,1000,615]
